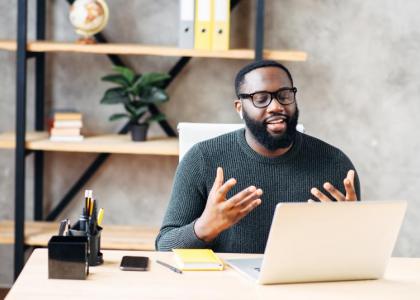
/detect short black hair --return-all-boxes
[234,60,294,97]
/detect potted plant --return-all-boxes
[100,66,170,141]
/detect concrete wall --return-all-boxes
[1,0,419,286]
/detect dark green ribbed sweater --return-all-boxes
[156,129,360,253]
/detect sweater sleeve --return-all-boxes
[155,144,210,251]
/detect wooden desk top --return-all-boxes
[6,249,420,300]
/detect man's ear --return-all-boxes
[234,100,243,119]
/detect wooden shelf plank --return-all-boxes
[0,40,307,61]
[29,134,179,155]
[0,220,158,251]
[0,132,179,156]
[0,131,48,149]
[0,40,16,51]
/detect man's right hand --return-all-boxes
[194,167,263,243]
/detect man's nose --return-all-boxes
[266,96,286,113]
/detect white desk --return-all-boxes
[6,249,420,300]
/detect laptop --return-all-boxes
[225,200,407,285]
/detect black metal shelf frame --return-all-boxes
[13,0,264,279]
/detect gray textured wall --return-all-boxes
[1,0,420,286]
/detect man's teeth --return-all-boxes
[268,119,285,124]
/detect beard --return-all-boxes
[243,107,299,151]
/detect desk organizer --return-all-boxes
[48,235,89,280]
[69,222,104,266]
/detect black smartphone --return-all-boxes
[120,256,149,271]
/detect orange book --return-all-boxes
[54,113,82,121]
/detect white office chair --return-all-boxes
[177,122,305,161]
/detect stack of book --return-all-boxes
[50,112,84,142]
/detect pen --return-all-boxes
[97,208,104,226]
[58,219,67,235]
[84,190,90,216]
[88,199,97,234]
[65,219,71,235]
[88,191,94,217]
[156,260,182,274]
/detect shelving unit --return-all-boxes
[3,0,307,279]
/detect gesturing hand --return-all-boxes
[194,167,263,242]
[310,170,357,202]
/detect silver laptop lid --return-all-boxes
[259,200,407,284]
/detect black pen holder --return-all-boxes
[48,235,89,280]
[68,223,104,266]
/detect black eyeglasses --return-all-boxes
[238,87,297,108]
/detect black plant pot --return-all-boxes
[130,123,149,141]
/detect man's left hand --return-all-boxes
[310,170,357,202]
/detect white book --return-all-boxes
[50,128,81,136]
[49,135,84,142]
[53,120,83,128]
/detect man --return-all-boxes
[156,60,360,253]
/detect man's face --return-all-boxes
[235,67,299,151]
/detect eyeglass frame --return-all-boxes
[238,87,297,108]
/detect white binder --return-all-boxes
[212,0,230,50]
[178,0,195,48]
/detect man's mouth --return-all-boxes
[265,116,288,132]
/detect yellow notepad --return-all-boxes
[172,249,224,271]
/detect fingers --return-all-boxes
[323,182,346,201]
[211,167,224,190]
[344,170,357,201]
[225,186,263,209]
[312,170,358,202]
[347,170,355,188]
[344,178,357,201]
[216,178,237,201]
[235,188,263,208]
[225,198,262,227]
[239,198,262,214]
[311,187,332,202]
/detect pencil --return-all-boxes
[156,260,182,274]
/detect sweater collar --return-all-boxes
[235,128,302,164]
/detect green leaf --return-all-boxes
[144,113,166,124]
[131,72,170,95]
[134,106,148,117]
[131,76,145,95]
[141,72,170,87]
[130,106,148,121]
[100,88,130,104]
[109,113,129,121]
[113,66,135,83]
[124,102,138,116]
[101,74,130,87]
[142,87,169,103]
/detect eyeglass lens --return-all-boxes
[252,89,295,107]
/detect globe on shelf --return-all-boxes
[69,0,109,44]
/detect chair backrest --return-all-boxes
[178,122,244,161]
[177,122,305,161]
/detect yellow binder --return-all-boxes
[194,0,213,50]
[212,0,230,50]
[172,249,224,271]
